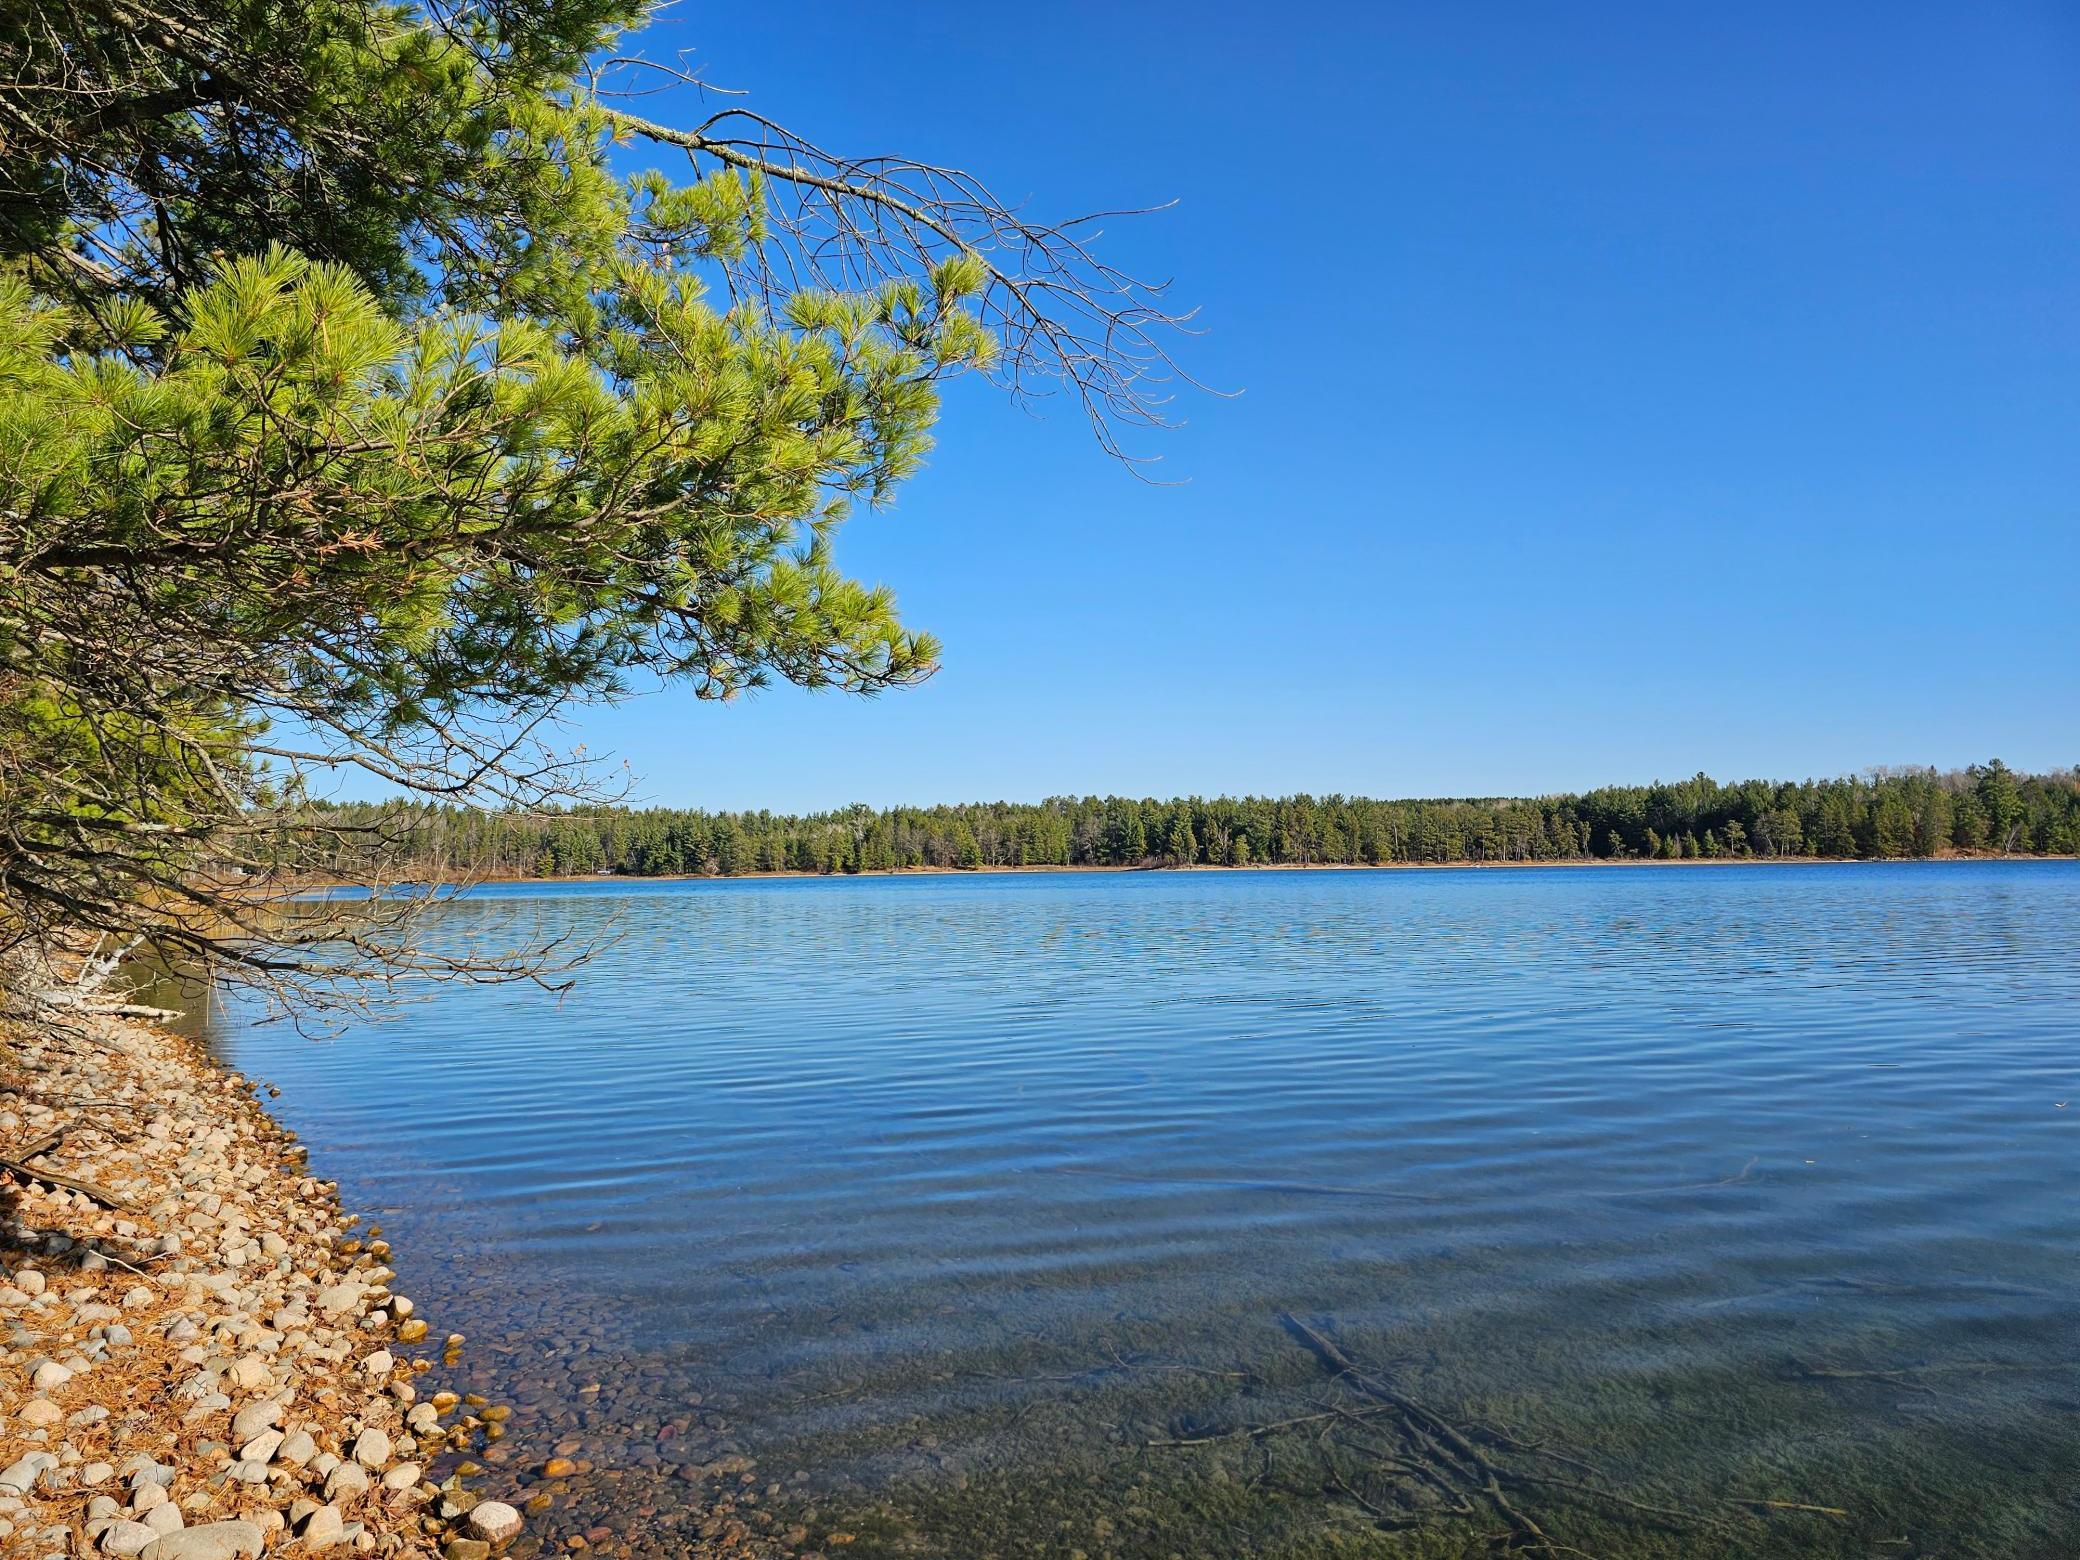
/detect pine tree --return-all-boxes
[0,0,1191,1009]
[1975,761,2024,852]
[1167,816,1198,866]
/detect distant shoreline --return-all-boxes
[359,852,2075,889]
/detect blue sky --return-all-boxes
[563,1,2077,811]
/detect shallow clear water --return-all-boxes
[206,863,2080,1558]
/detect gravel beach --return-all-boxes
[0,1010,526,1559]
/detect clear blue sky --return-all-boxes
[565,1,2078,811]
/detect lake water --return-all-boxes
[203,863,2080,1558]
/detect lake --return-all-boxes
[203,863,2080,1558]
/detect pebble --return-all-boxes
[137,1519,263,1559]
[99,1520,159,1556]
[466,1500,524,1544]
[380,1462,421,1491]
[127,1457,175,1484]
[316,1284,364,1318]
[0,1452,56,1494]
[323,1462,369,1503]
[142,1504,183,1535]
[229,1401,280,1442]
[295,1504,345,1547]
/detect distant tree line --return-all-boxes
[306,763,2079,879]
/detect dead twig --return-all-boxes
[0,1125,132,1209]
[1788,1357,2077,1393]
[1727,1497,1849,1519]
[1145,1403,1399,1449]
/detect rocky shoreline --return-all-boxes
[0,1009,526,1559]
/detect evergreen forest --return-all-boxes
[321,762,2079,879]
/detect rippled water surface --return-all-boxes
[206,864,2080,1557]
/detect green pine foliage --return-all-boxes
[312,763,2080,879]
[0,0,1095,992]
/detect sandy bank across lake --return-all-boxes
[379,851,2071,890]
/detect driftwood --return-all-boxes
[1789,1357,2079,1395]
[1730,1498,1850,1518]
[1594,1155,1760,1198]
[9,1129,67,1161]
[1145,1402,1400,1448]
[27,991,182,1022]
[1036,1165,1435,1204]
[0,1124,132,1210]
[0,1092,151,1114]
[1143,1312,1851,1557]
[1279,1312,1564,1551]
